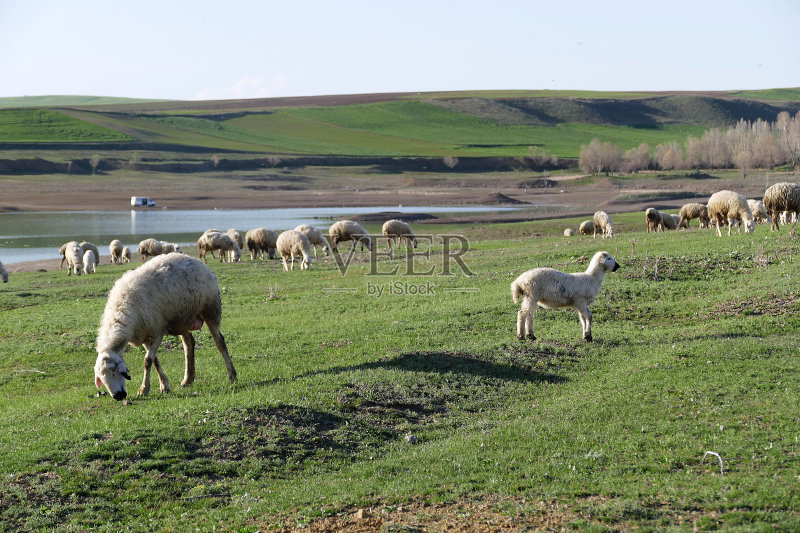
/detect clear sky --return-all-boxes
[1,0,798,101]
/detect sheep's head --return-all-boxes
[1,271,8,283]
[94,352,131,401]
[594,251,620,272]
[322,243,331,256]
[744,220,755,233]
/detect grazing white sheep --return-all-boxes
[109,239,124,264]
[747,199,771,225]
[0,260,8,283]
[59,241,99,269]
[763,182,800,232]
[159,241,183,254]
[80,242,100,269]
[83,249,97,274]
[578,220,594,235]
[382,219,418,256]
[329,220,373,252]
[197,231,241,263]
[563,228,575,237]
[511,251,620,342]
[63,241,83,276]
[294,224,331,258]
[678,203,710,229]
[94,254,237,401]
[276,229,312,271]
[592,211,615,238]
[59,242,69,269]
[138,238,165,262]
[245,227,279,260]
[645,208,664,232]
[121,247,132,263]
[707,190,755,236]
[225,229,244,262]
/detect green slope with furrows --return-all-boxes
[0,108,132,142]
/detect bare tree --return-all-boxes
[732,148,753,179]
[528,146,558,167]
[655,141,684,171]
[685,136,705,171]
[776,111,800,168]
[90,154,101,175]
[753,134,782,170]
[622,143,650,174]
[443,156,459,169]
[579,138,603,175]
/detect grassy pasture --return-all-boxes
[1,212,799,530]
[0,109,131,143]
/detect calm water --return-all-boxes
[0,206,525,264]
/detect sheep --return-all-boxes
[245,227,279,260]
[659,212,685,230]
[80,242,100,269]
[83,249,97,274]
[763,182,800,232]
[294,224,331,258]
[138,238,165,262]
[563,228,575,237]
[747,199,771,225]
[592,211,614,238]
[511,251,620,342]
[109,239,124,264]
[678,203,710,229]
[0,260,8,283]
[94,254,237,401]
[121,247,132,263]
[382,219,418,256]
[225,229,244,262]
[673,214,689,229]
[329,220,373,252]
[159,241,183,254]
[197,231,241,263]
[64,241,83,276]
[707,190,755,236]
[276,229,312,271]
[578,220,594,235]
[645,208,664,232]
[59,242,68,269]
[780,211,798,226]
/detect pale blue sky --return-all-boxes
[1,0,798,100]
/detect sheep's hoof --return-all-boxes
[527,333,536,341]
[584,334,593,342]
[137,386,149,397]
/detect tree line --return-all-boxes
[578,111,800,177]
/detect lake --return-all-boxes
[0,206,526,264]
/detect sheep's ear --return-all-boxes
[96,376,103,389]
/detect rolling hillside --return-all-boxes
[0,89,798,158]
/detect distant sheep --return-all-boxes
[245,227,279,260]
[678,203,710,229]
[747,199,771,225]
[94,254,237,401]
[707,190,755,236]
[578,220,594,235]
[225,229,244,262]
[0,260,8,283]
[276,229,312,271]
[121,247,132,263]
[659,212,685,230]
[59,241,99,269]
[109,239,124,264]
[80,242,100,268]
[592,211,614,238]
[83,249,97,274]
[64,241,83,276]
[645,208,664,232]
[511,251,620,342]
[160,241,183,254]
[563,228,574,237]
[197,231,241,263]
[295,224,331,257]
[329,220,373,252]
[382,219,418,256]
[138,238,181,262]
[763,182,800,232]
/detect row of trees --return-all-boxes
[579,111,800,177]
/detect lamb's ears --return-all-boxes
[96,376,103,389]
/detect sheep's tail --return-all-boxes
[511,278,526,304]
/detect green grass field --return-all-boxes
[0,109,132,143]
[1,213,799,530]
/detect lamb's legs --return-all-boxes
[281,257,289,271]
[576,305,593,342]
[139,334,167,396]
[181,333,196,387]
[206,322,237,382]
[517,300,535,341]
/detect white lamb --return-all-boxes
[225,229,244,262]
[329,220,373,252]
[707,190,755,236]
[381,219,418,256]
[121,247,132,263]
[64,241,83,276]
[511,251,619,342]
[645,208,663,232]
[276,229,312,271]
[0,260,8,283]
[80,242,100,268]
[763,182,800,232]
[94,254,237,401]
[563,228,575,237]
[159,241,183,254]
[109,239,124,264]
[197,231,241,263]
[678,203,710,229]
[747,199,771,225]
[592,211,615,238]
[138,238,165,262]
[245,227,279,260]
[83,249,97,274]
[578,220,594,235]
[294,224,331,257]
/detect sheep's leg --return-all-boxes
[206,322,237,382]
[152,355,171,394]
[517,299,535,340]
[576,305,592,341]
[281,257,289,271]
[180,333,196,387]
[138,334,165,396]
